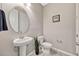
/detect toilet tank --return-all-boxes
[37,36,45,44]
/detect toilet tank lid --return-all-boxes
[41,42,52,48]
[38,36,44,39]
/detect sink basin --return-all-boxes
[13,37,33,46]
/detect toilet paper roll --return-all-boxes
[76,39,79,43]
[76,45,79,55]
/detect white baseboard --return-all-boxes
[52,47,77,56]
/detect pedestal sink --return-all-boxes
[13,37,33,56]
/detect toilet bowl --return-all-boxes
[37,36,52,54]
[41,42,52,54]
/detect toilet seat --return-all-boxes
[41,42,52,49]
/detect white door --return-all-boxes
[76,3,79,55]
[76,4,79,42]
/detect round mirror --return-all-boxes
[9,6,30,34]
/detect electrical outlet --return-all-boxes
[57,40,59,43]
[59,40,62,43]
[57,40,63,43]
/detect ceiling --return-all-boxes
[41,3,48,7]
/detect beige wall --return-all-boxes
[0,3,77,55]
[0,3,43,56]
[43,3,76,54]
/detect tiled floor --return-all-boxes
[27,50,60,56]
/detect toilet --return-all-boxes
[37,36,52,55]
[27,35,52,56]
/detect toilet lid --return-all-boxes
[41,42,52,48]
